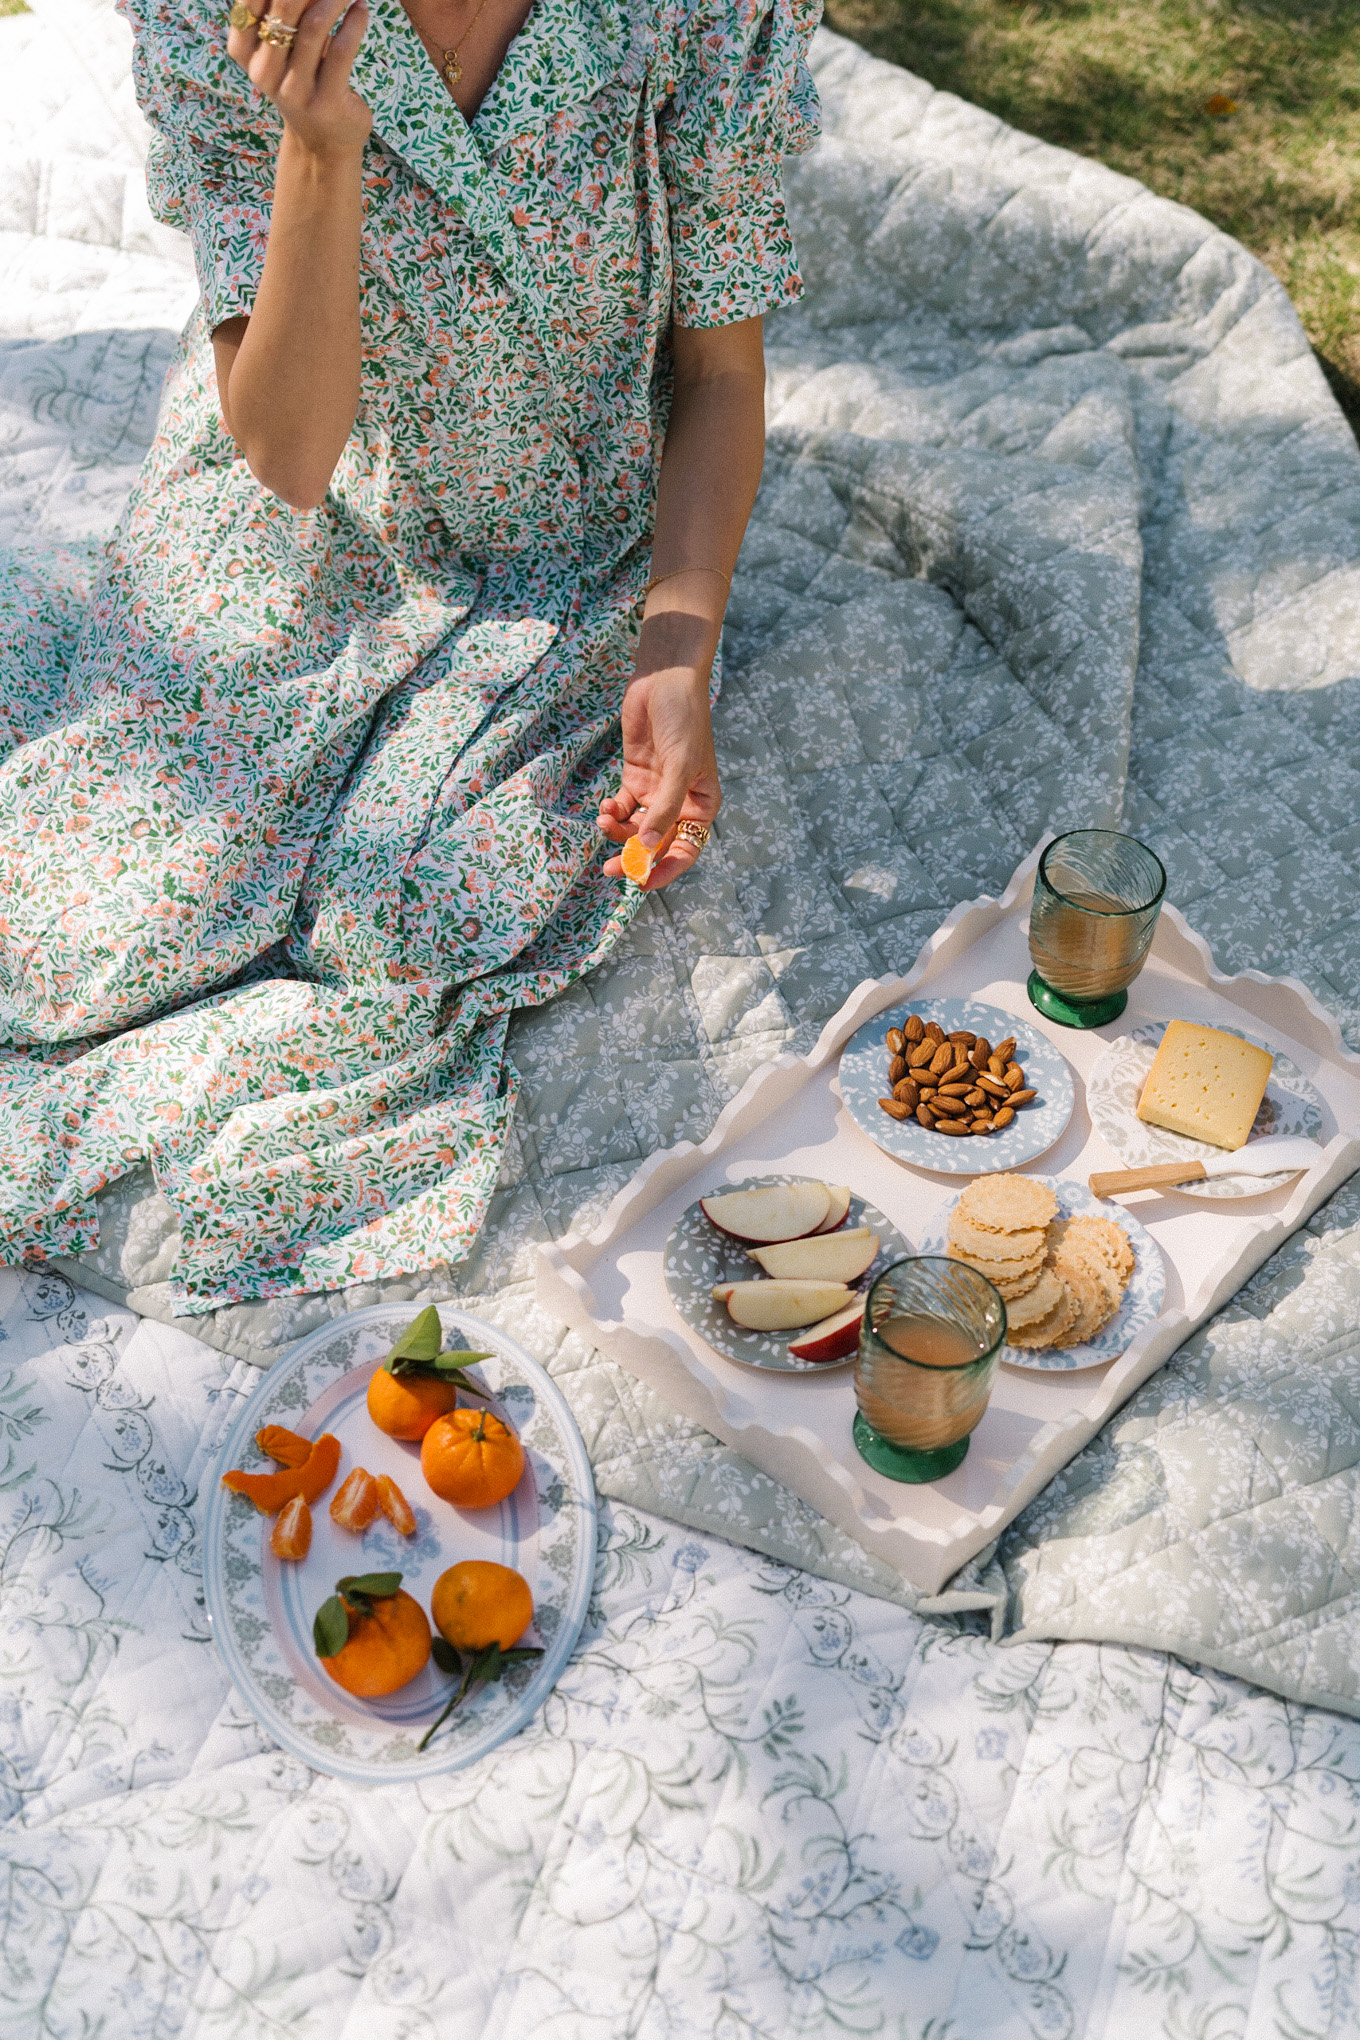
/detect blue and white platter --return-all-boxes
[838,997,1075,1176]
[918,1176,1165,1372]
[203,1303,596,1784]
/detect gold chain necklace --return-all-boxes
[439,0,492,85]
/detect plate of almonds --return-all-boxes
[838,999,1075,1175]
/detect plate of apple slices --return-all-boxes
[663,1175,912,1372]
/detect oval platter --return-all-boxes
[838,997,1075,1176]
[203,1303,596,1785]
[918,1176,1164,1372]
[664,1173,912,1372]
[1086,1021,1325,1200]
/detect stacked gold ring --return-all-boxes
[673,820,711,853]
[256,11,298,42]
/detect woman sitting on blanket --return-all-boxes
[0,0,820,1304]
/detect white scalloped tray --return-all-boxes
[535,844,1360,1593]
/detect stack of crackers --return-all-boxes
[945,1174,1134,1352]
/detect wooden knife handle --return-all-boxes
[1089,1161,1209,1197]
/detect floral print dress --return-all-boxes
[0,0,819,1307]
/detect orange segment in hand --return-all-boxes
[270,1495,312,1561]
[620,833,657,885]
[421,1408,525,1510]
[330,1467,380,1533]
[375,1474,417,1536]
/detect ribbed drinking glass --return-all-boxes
[852,1257,1006,1484]
[1027,829,1166,1029]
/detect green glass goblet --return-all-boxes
[852,1257,1006,1484]
[1027,829,1167,1030]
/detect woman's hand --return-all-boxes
[598,615,721,892]
[228,0,371,160]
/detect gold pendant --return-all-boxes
[442,48,462,83]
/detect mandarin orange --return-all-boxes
[366,1365,462,1441]
[270,1495,312,1561]
[420,1408,525,1509]
[374,1474,417,1536]
[430,1560,534,1653]
[619,832,657,885]
[330,1467,380,1533]
[318,1589,432,1698]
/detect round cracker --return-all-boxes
[957,1173,1059,1235]
[1065,1214,1134,1283]
[1051,1263,1114,1346]
[945,1243,1045,1285]
[1048,1232,1123,1318]
[1007,1283,1081,1350]
[948,1210,1047,1263]
[1001,1267,1065,1329]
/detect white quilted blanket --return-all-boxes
[2,4,1358,2035]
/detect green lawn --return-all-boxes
[826,0,1360,429]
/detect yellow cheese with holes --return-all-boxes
[1136,1020,1273,1151]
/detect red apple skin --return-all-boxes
[788,1300,866,1363]
[813,1187,852,1236]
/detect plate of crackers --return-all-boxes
[919,1173,1164,1371]
[838,999,1075,1175]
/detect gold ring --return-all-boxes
[257,13,298,43]
[673,819,711,853]
[227,1,259,25]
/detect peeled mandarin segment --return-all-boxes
[319,1590,432,1698]
[619,833,656,884]
[375,1474,417,1536]
[330,1467,380,1532]
[420,1409,525,1509]
[430,1560,534,1652]
[270,1495,312,1561]
[256,1425,313,1469]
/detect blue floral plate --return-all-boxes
[919,1176,1165,1371]
[203,1304,596,1784]
[838,997,1075,1176]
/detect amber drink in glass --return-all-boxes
[1027,829,1166,1029]
[852,1258,1006,1483]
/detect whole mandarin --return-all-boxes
[366,1365,462,1441]
[431,1561,534,1653]
[319,1589,432,1699]
[421,1408,525,1510]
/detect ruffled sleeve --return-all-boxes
[120,0,280,329]
[658,0,821,329]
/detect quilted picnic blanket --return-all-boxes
[3,1,1360,2031]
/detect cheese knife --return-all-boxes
[1089,1134,1326,1199]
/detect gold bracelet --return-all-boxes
[643,565,732,602]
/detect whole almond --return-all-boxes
[938,1082,973,1098]
[976,1073,1009,1099]
[878,1097,910,1120]
[992,1105,1015,1129]
[905,1015,925,1044]
[888,1055,908,1083]
[885,1027,906,1057]
[916,1103,937,1129]
[923,1021,945,1046]
[935,1119,969,1136]
[944,1060,972,1086]
[970,1114,993,1131]
[893,1078,920,1106]
[1004,1065,1024,1092]
[988,1054,1007,1078]
[971,1038,992,1069]
[994,1037,1016,1065]
[965,1088,986,1108]
[929,1043,953,1076]
[931,1095,967,1119]
[916,1075,939,1093]
[1009,1088,1038,1108]
[908,1041,935,1069]
[947,1030,976,1047]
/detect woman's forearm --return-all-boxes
[640,317,767,669]
[215,132,363,509]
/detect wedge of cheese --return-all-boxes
[1136,1020,1273,1151]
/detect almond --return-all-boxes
[878,1097,910,1120]
[916,1103,937,1129]
[992,1105,1015,1128]
[923,1021,945,1046]
[976,1073,1009,1099]
[971,1038,992,1069]
[1004,1065,1024,1092]
[908,1041,935,1069]
[931,1095,967,1119]
[938,1082,973,1098]
[885,1028,906,1057]
[888,1054,908,1083]
[947,1030,976,1047]
[965,1088,986,1108]
[1009,1089,1038,1108]
[905,1015,925,1044]
[893,1078,919,1107]
[929,1043,953,1076]
[935,1119,969,1136]
[994,1037,1016,1065]
[988,1054,1007,1078]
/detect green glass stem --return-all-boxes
[1027,969,1128,1030]
[852,1411,970,1483]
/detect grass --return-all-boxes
[824,0,1360,429]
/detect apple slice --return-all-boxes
[813,1186,852,1234]
[749,1227,880,1283]
[723,1280,853,1331]
[711,1282,737,1302]
[700,1181,830,1244]
[789,1298,866,1363]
